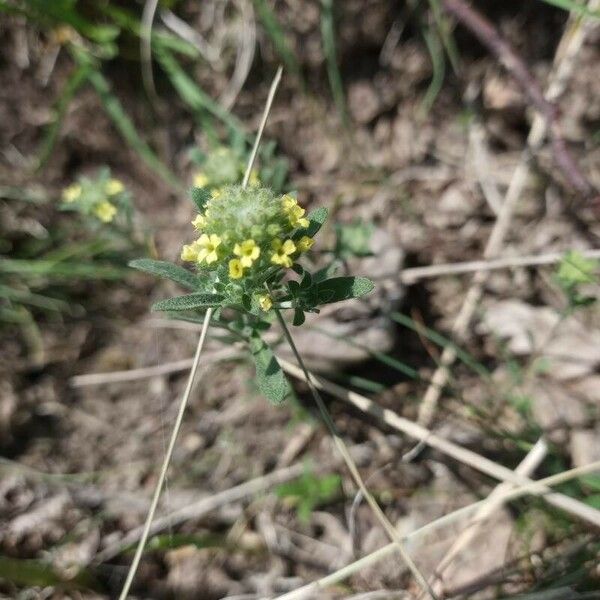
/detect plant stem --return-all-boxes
[117,308,212,600]
[118,65,283,599]
[272,308,437,600]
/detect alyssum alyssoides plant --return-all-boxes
[131,183,374,403]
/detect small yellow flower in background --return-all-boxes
[211,188,222,199]
[249,170,260,186]
[271,239,296,268]
[94,200,117,223]
[288,205,309,229]
[105,179,124,195]
[181,241,201,262]
[229,258,245,279]
[234,239,260,268]
[194,172,209,188]
[62,183,82,203]
[192,214,206,231]
[197,233,222,264]
[297,236,314,253]
[258,294,273,311]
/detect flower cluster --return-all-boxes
[193,147,259,192]
[181,185,314,309]
[61,170,127,224]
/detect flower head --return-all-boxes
[271,239,296,268]
[234,239,260,268]
[105,179,124,195]
[94,201,117,223]
[62,183,82,203]
[197,234,221,264]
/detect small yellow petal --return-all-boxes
[194,172,209,188]
[62,183,81,203]
[258,295,273,312]
[192,214,206,230]
[282,239,296,255]
[105,179,124,195]
[94,201,117,223]
[281,194,297,211]
[297,236,314,252]
[229,259,245,279]
[297,217,309,229]
[181,243,199,262]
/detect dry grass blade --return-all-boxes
[274,311,438,599]
[274,459,600,600]
[400,249,600,284]
[116,67,283,599]
[429,437,549,595]
[412,0,600,434]
[278,358,600,528]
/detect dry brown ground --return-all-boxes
[1,2,599,598]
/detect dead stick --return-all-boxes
[441,0,598,203]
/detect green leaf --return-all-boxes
[293,308,306,326]
[129,259,200,291]
[190,186,211,212]
[314,276,374,304]
[152,293,223,311]
[556,250,598,287]
[250,334,291,404]
[304,206,328,238]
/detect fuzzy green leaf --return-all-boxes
[314,276,374,304]
[250,334,291,404]
[152,293,223,311]
[129,259,201,291]
[294,206,328,239]
[190,186,211,212]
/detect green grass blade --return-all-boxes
[420,26,445,114]
[537,0,600,18]
[0,258,127,280]
[320,0,348,124]
[154,45,246,138]
[253,0,304,85]
[72,52,180,189]
[36,63,91,170]
[391,311,491,379]
[428,0,461,73]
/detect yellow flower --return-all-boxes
[281,194,297,211]
[289,205,309,229]
[229,258,245,279]
[62,183,81,203]
[105,179,124,195]
[249,170,260,186]
[271,239,296,268]
[94,201,117,223]
[192,214,206,231]
[211,188,222,199]
[194,172,209,188]
[197,233,222,264]
[258,294,273,311]
[297,235,314,253]
[234,239,260,268]
[181,241,200,262]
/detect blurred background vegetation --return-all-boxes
[1,0,599,598]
